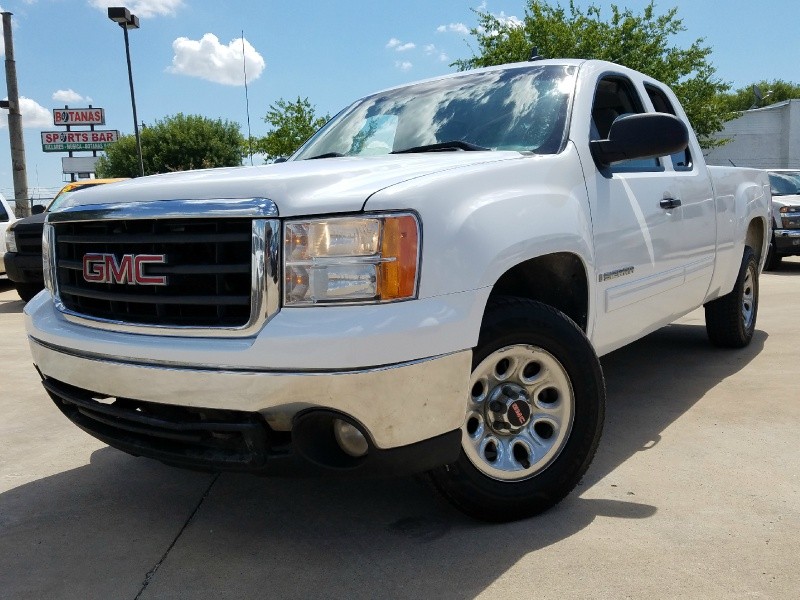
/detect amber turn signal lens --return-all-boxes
[378,215,419,300]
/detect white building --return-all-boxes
[704,99,800,169]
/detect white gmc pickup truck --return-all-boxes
[25,59,770,521]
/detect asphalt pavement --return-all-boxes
[1,261,799,600]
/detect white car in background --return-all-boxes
[0,193,17,274]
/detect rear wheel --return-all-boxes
[428,297,605,522]
[705,246,758,348]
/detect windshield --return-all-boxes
[47,183,106,212]
[294,65,576,160]
[48,190,79,212]
[768,171,800,196]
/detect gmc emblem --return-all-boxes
[82,253,168,286]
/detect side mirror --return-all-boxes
[32,205,46,215]
[590,113,689,167]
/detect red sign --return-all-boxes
[52,108,105,126]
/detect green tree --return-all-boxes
[251,97,329,160]
[457,1,730,148]
[719,80,800,115]
[96,113,243,177]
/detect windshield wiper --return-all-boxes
[306,152,346,160]
[391,140,491,154]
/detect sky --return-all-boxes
[0,0,798,200]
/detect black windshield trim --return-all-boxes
[390,140,491,154]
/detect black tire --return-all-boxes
[764,240,781,271]
[15,283,43,303]
[705,246,758,348]
[428,297,605,522]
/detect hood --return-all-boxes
[8,210,47,232]
[772,193,800,208]
[58,153,521,217]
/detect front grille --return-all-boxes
[15,227,44,254]
[781,216,800,229]
[53,218,253,327]
[42,376,287,471]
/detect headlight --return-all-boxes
[5,229,17,253]
[283,213,419,306]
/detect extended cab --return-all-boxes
[25,60,770,521]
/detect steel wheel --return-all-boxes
[741,263,756,330]
[428,297,605,522]
[706,246,758,348]
[463,345,574,481]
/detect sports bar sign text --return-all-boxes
[41,130,120,152]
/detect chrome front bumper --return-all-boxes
[29,337,471,450]
[774,229,800,254]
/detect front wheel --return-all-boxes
[764,239,781,271]
[705,246,758,348]
[428,297,605,522]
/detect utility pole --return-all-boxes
[2,12,30,217]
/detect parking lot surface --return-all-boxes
[2,261,799,599]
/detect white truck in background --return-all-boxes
[0,194,17,274]
[25,59,770,521]
[765,169,800,269]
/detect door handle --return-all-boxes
[660,198,681,209]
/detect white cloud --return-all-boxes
[424,44,436,55]
[437,22,469,35]
[479,11,525,37]
[395,61,412,72]
[0,97,51,128]
[52,89,91,104]
[167,34,265,86]
[439,52,449,62]
[386,38,415,52]
[495,12,523,28]
[89,0,184,18]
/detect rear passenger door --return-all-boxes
[586,74,692,353]
[643,83,716,310]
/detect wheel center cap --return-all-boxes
[486,384,531,432]
[507,399,531,428]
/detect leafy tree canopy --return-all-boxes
[96,113,243,178]
[249,97,329,160]
[457,0,730,147]
[719,80,800,115]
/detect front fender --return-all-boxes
[365,146,594,298]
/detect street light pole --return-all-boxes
[108,7,144,177]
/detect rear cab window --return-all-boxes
[644,84,693,171]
